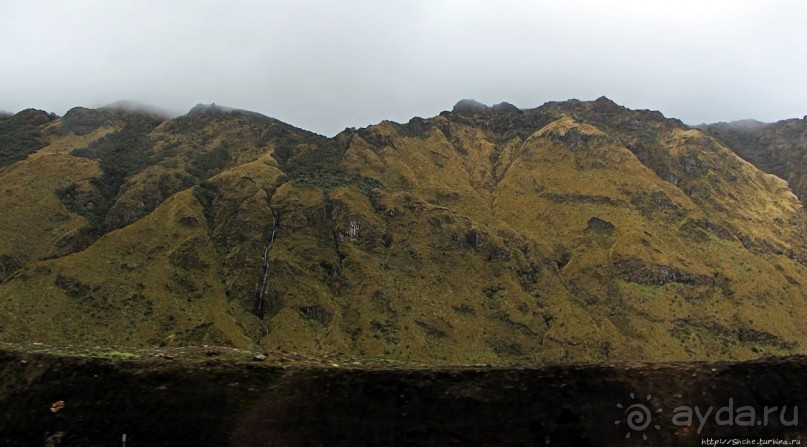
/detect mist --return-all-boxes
[1,0,805,135]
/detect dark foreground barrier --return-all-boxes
[1,349,805,446]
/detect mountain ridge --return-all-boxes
[0,98,805,365]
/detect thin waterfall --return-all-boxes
[254,211,278,317]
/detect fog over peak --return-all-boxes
[1,0,805,136]
[101,100,173,118]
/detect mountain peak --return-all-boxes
[451,99,523,116]
[491,102,522,114]
[188,103,237,116]
[185,103,273,122]
[591,96,623,112]
[61,106,113,135]
[452,99,489,114]
[8,108,58,126]
[102,100,172,118]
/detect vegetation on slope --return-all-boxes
[700,118,807,205]
[0,99,805,366]
[0,109,56,168]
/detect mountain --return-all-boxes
[0,98,805,365]
[699,117,807,205]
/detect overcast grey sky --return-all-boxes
[1,0,805,136]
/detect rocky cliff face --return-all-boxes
[0,98,805,365]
